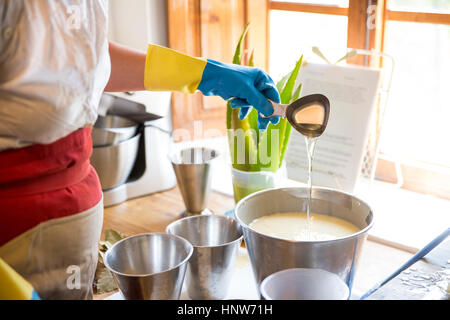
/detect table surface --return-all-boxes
[96,186,446,300]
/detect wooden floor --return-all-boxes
[98,186,415,299]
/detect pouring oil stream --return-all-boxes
[264,94,330,240]
[305,136,317,239]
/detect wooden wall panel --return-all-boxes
[199,0,246,111]
[168,0,269,140]
[245,0,269,69]
[347,0,368,50]
[167,0,202,135]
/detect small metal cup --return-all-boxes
[166,215,243,300]
[260,268,350,300]
[104,233,193,300]
[169,147,219,217]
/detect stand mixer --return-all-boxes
[95,92,176,207]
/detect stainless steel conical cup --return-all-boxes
[104,233,193,300]
[166,215,243,300]
[170,147,218,216]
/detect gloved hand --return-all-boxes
[0,258,40,300]
[144,45,279,130]
[198,59,280,130]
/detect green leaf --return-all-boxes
[256,121,283,171]
[232,22,250,65]
[279,121,292,163]
[276,72,291,94]
[227,25,303,173]
[279,83,301,162]
[280,55,303,104]
[227,24,259,171]
[227,101,259,171]
[291,83,302,103]
[248,49,255,67]
[277,56,304,164]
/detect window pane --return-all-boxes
[269,10,348,80]
[381,21,450,166]
[271,0,348,7]
[388,0,450,14]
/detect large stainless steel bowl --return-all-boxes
[235,187,373,296]
[90,133,140,190]
[92,115,138,147]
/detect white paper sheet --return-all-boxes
[285,62,381,193]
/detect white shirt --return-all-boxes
[0,0,111,151]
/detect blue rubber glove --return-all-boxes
[197,59,280,130]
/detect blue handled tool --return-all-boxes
[360,227,450,300]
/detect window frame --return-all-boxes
[268,0,450,199]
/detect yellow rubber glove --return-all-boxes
[144,44,207,93]
[144,44,280,129]
[0,258,40,300]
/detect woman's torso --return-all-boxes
[0,0,110,245]
[0,0,111,151]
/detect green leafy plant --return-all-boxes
[226,23,304,173]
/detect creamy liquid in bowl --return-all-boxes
[249,212,359,241]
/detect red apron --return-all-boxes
[0,128,102,246]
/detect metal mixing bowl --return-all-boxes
[92,115,138,147]
[90,133,140,190]
[234,187,373,296]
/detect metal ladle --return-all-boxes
[263,94,330,138]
